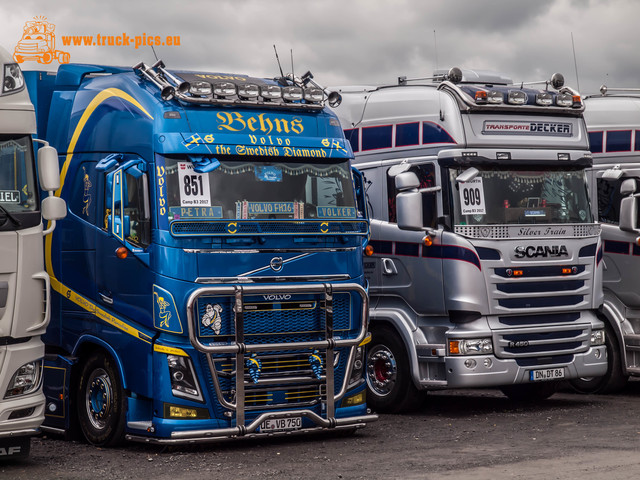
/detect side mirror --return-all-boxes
[619,178,639,233]
[395,171,420,191]
[38,145,61,191]
[41,195,67,221]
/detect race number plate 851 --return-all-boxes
[177,161,211,207]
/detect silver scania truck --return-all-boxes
[573,87,640,393]
[332,68,607,412]
[0,45,65,457]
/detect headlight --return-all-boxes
[213,82,237,97]
[556,93,573,107]
[167,354,203,402]
[260,85,282,100]
[449,338,493,355]
[487,91,503,104]
[536,92,553,106]
[3,63,25,95]
[282,86,303,102]
[303,87,324,103]
[508,90,527,105]
[348,346,365,386]
[591,329,606,346]
[238,83,260,99]
[189,81,212,96]
[4,360,42,398]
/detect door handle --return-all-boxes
[99,292,114,305]
[382,258,398,276]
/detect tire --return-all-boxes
[569,324,628,394]
[77,352,126,446]
[500,381,558,402]
[365,324,426,413]
[40,52,53,64]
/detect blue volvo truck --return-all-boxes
[25,61,374,445]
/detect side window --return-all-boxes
[103,164,151,248]
[124,170,151,247]
[387,163,437,228]
[597,178,622,224]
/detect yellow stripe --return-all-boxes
[45,88,154,344]
[153,345,189,357]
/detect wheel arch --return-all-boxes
[72,335,128,391]
[600,298,630,375]
[369,308,422,389]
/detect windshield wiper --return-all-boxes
[0,204,22,226]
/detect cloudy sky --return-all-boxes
[1,0,638,95]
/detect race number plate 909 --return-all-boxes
[530,368,565,382]
[259,417,302,432]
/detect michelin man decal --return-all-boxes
[202,303,223,335]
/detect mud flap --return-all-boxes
[0,436,30,459]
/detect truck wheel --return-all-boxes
[58,52,70,64]
[500,382,558,402]
[569,324,628,394]
[77,352,126,446]
[366,324,426,413]
[40,52,53,64]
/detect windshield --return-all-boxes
[164,156,357,221]
[449,167,593,225]
[0,135,38,213]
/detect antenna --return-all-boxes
[290,49,295,83]
[273,45,285,81]
[151,45,159,62]
[433,30,439,72]
[571,32,581,92]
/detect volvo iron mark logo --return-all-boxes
[514,245,569,259]
[270,256,284,272]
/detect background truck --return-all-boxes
[332,68,607,412]
[24,60,375,446]
[0,45,65,458]
[13,18,70,65]
[573,87,640,393]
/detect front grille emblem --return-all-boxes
[270,256,284,272]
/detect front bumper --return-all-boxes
[125,409,378,445]
[442,345,607,388]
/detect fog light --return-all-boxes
[536,92,553,106]
[487,91,503,104]
[213,82,237,97]
[282,86,303,101]
[464,359,477,369]
[342,391,366,407]
[556,93,573,107]
[304,87,324,103]
[163,403,210,419]
[591,329,606,346]
[508,90,527,105]
[595,349,602,359]
[261,85,282,100]
[483,358,493,368]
